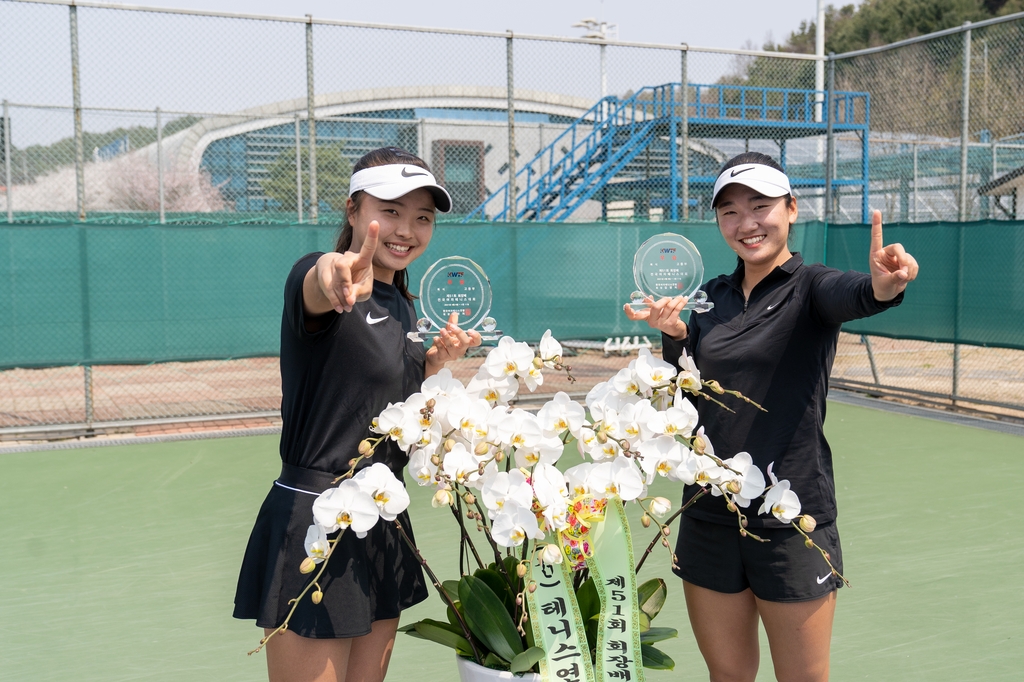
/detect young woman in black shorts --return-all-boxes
[234,147,481,682]
[625,152,918,681]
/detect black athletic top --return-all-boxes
[662,253,903,529]
[279,252,425,476]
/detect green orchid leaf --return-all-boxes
[640,643,675,670]
[575,578,600,623]
[637,578,668,621]
[442,580,461,603]
[484,652,507,669]
[510,646,546,673]
[639,627,678,644]
[639,611,651,632]
[474,567,515,616]
[411,620,473,657]
[459,574,524,663]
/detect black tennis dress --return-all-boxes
[233,252,429,638]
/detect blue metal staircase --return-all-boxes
[465,82,871,223]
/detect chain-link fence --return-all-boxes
[2,0,1024,437]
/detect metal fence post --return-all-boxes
[70,4,86,221]
[912,142,919,222]
[824,53,835,224]
[156,107,165,223]
[305,15,318,224]
[506,31,517,222]
[959,22,972,223]
[294,113,303,223]
[3,100,12,223]
[680,46,689,221]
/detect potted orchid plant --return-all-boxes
[251,331,842,682]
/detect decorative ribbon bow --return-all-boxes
[558,495,607,570]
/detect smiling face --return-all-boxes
[348,187,436,282]
[714,183,798,274]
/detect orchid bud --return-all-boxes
[596,430,608,444]
[522,612,529,622]
[527,583,537,593]
[425,398,436,410]
[650,497,672,517]
[444,438,456,452]
[726,502,737,512]
[299,557,317,574]
[799,515,817,533]
[726,480,741,494]
[432,489,454,508]
[464,493,476,505]
[740,529,748,537]
[804,538,815,549]
[532,356,543,369]
[661,538,670,547]
[704,379,725,394]
[348,458,357,467]
[311,590,323,605]
[540,544,563,566]
[668,384,677,395]
[517,563,529,577]
[741,518,748,528]
[661,525,671,537]
[430,455,441,466]
[824,552,831,561]
[474,441,490,456]
[691,435,706,455]
[640,514,652,528]
[357,439,372,455]
[477,462,486,474]
[494,450,505,462]
[515,595,523,605]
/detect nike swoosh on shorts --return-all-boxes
[366,312,389,325]
[816,574,831,584]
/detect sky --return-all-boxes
[135,0,843,51]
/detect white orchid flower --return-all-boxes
[352,462,411,521]
[611,366,642,397]
[576,427,599,459]
[408,447,439,488]
[585,381,614,421]
[447,394,493,441]
[483,337,535,379]
[466,370,519,405]
[646,401,699,439]
[304,523,331,563]
[715,452,766,508]
[759,477,802,521]
[634,347,677,392]
[676,348,702,393]
[531,463,570,531]
[636,435,685,485]
[539,543,564,565]
[523,365,545,392]
[490,503,545,548]
[539,330,563,368]
[563,462,595,497]
[514,435,564,468]
[421,367,467,401]
[312,480,380,536]
[693,454,726,488]
[441,442,483,487]
[537,391,587,439]
[376,403,423,452]
[649,497,672,517]
[480,468,534,518]
[491,408,542,451]
[589,457,645,502]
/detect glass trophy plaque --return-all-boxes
[627,233,714,313]
[407,256,503,343]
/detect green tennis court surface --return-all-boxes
[2,401,1021,681]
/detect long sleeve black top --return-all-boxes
[662,254,903,528]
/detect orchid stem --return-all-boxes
[635,489,707,573]
[451,495,485,572]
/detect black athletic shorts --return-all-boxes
[672,514,844,602]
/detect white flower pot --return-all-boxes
[456,656,541,682]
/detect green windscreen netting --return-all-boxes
[1,219,1022,369]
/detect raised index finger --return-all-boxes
[870,210,884,254]
[356,220,380,263]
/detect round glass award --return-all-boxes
[628,233,714,313]
[408,256,502,343]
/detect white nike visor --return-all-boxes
[349,164,453,213]
[711,163,792,208]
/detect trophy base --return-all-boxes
[625,300,714,313]
[407,330,505,344]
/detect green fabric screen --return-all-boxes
[1,220,1021,369]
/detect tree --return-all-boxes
[259,143,352,212]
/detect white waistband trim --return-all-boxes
[274,480,321,496]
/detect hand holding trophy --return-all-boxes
[407,256,503,343]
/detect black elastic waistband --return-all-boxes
[277,462,339,495]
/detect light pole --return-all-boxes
[572,17,618,102]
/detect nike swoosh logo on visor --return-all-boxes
[401,167,428,177]
[816,574,832,585]
[366,312,389,325]
[730,167,754,177]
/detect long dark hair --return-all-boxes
[335,147,433,301]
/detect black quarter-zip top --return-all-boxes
[662,253,903,528]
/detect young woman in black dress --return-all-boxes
[234,147,481,682]
[625,152,918,682]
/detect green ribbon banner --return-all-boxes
[527,547,596,682]
[585,499,645,682]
